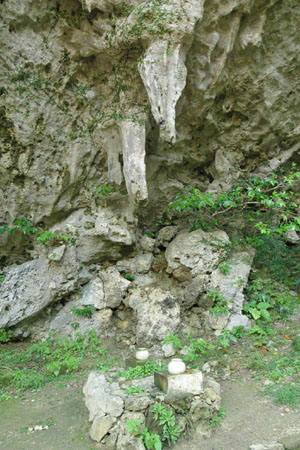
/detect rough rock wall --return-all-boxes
[0,0,299,334]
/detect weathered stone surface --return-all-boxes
[154,369,203,395]
[135,253,153,274]
[124,395,153,411]
[209,250,255,315]
[80,276,104,307]
[139,235,156,253]
[119,120,148,202]
[165,229,230,277]
[156,226,179,248]
[183,276,206,308]
[0,250,90,329]
[138,1,204,143]
[53,210,133,264]
[48,300,113,338]
[285,230,300,244]
[99,267,130,309]
[89,415,113,442]
[47,245,66,262]
[83,372,124,422]
[129,287,180,345]
[227,313,251,331]
[279,433,300,450]
[162,343,176,358]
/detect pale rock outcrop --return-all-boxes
[138,0,204,143]
[129,287,180,345]
[0,249,91,328]
[83,372,124,422]
[119,120,148,202]
[52,210,133,264]
[165,229,230,278]
[208,250,255,330]
[48,300,113,338]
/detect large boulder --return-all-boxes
[165,229,230,278]
[129,287,180,345]
[208,250,255,330]
[0,248,90,329]
[83,372,124,422]
[81,267,130,310]
[52,210,133,264]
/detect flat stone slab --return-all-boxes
[154,369,203,395]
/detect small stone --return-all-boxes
[124,396,153,411]
[140,235,155,252]
[117,320,129,330]
[48,245,66,262]
[202,362,211,373]
[162,343,176,358]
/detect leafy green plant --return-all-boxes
[168,164,300,235]
[118,361,161,380]
[247,325,269,347]
[218,262,232,275]
[0,328,13,343]
[0,217,74,247]
[71,306,95,318]
[0,330,108,397]
[217,327,245,349]
[152,402,180,446]
[124,273,134,281]
[125,386,145,395]
[0,275,4,284]
[126,419,162,450]
[182,336,215,362]
[208,290,229,316]
[162,334,182,350]
[96,185,116,197]
[210,407,226,429]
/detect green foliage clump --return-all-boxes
[244,279,298,323]
[0,217,75,247]
[71,306,95,318]
[210,407,226,429]
[162,334,182,350]
[208,290,229,316]
[0,330,107,399]
[118,361,161,380]
[182,336,216,363]
[0,328,13,343]
[264,383,300,408]
[127,419,162,450]
[125,386,145,395]
[127,402,180,449]
[168,164,300,235]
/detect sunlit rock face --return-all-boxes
[0,0,300,250]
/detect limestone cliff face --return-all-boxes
[0,0,300,256]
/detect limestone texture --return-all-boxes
[129,287,181,345]
[0,0,299,341]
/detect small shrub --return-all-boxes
[71,306,95,318]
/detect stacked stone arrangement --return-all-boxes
[83,368,221,449]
